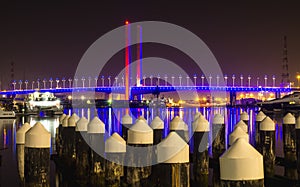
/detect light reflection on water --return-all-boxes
[0,107,285,186]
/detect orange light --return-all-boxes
[125,20,129,25]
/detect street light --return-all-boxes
[157,74,160,86]
[94,77,98,87]
[19,80,22,90]
[43,78,47,89]
[179,75,182,86]
[201,74,205,86]
[240,75,243,87]
[224,74,228,86]
[108,76,111,87]
[101,76,104,87]
[208,74,212,86]
[232,74,235,87]
[68,78,72,88]
[74,77,78,88]
[88,76,91,88]
[186,75,189,86]
[37,79,40,89]
[122,75,125,87]
[56,78,60,89]
[216,75,220,87]
[256,77,260,87]
[32,80,35,90]
[164,75,168,86]
[248,75,251,87]
[272,75,276,87]
[264,75,268,87]
[193,74,197,86]
[25,80,28,90]
[81,77,86,88]
[49,78,53,89]
[62,77,66,88]
[171,75,175,86]
[12,80,16,90]
[142,75,146,86]
[115,77,118,87]
[150,75,153,86]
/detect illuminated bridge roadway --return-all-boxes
[1,85,297,105]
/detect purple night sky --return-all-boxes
[0,1,300,89]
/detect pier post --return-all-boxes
[150,116,164,145]
[170,116,188,142]
[62,115,77,168]
[121,114,132,141]
[87,116,106,186]
[55,114,66,157]
[74,117,90,183]
[282,113,298,180]
[149,116,164,185]
[192,114,209,187]
[229,126,249,146]
[255,111,266,150]
[296,116,300,179]
[234,120,248,133]
[24,122,51,186]
[105,133,126,187]
[127,119,153,186]
[259,116,276,177]
[212,114,225,159]
[157,132,190,187]
[240,111,249,126]
[220,138,264,186]
[212,114,225,187]
[16,122,31,182]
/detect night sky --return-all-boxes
[0,1,300,89]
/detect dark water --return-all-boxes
[0,107,285,186]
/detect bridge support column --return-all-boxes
[275,91,281,99]
[229,91,236,106]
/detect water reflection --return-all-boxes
[0,107,287,186]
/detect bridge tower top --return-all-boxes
[281,36,290,86]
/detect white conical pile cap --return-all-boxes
[240,111,249,121]
[75,117,89,132]
[87,116,105,134]
[122,114,132,125]
[234,120,248,133]
[193,112,203,121]
[192,115,209,132]
[68,115,76,127]
[229,127,249,145]
[260,117,275,131]
[62,115,70,127]
[157,132,189,163]
[283,113,296,125]
[150,116,164,130]
[220,138,263,180]
[256,111,266,122]
[71,113,80,122]
[25,122,51,148]
[170,116,186,130]
[59,114,66,124]
[136,116,147,123]
[105,132,126,153]
[296,116,300,129]
[16,123,31,144]
[213,114,224,125]
[127,120,153,144]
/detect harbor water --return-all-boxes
[0,107,288,186]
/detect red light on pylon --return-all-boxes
[125,20,129,25]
